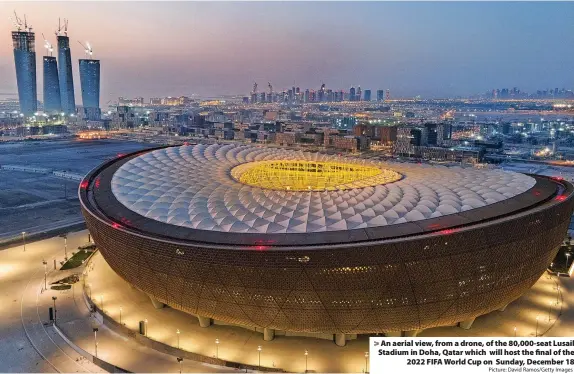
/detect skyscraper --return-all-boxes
[12,29,37,116]
[349,87,356,101]
[79,58,100,120]
[356,86,362,101]
[364,89,371,102]
[43,56,61,113]
[377,89,384,101]
[57,34,76,114]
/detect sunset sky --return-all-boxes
[1,1,573,103]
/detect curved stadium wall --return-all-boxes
[79,146,574,334]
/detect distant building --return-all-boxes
[12,30,37,116]
[349,87,356,101]
[43,56,61,113]
[377,89,385,101]
[57,34,76,114]
[79,59,100,120]
[364,89,371,102]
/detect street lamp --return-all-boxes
[22,232,26,252]
[535,316,539,337]
[257,345,262,369]
[63,234,68,261]
[365,351,369,373]
[93,327,99,357]
[176,357,183,374]
[304,350,308,373]
[52,296,57,324]
[119,307,122,325]
[42,259,47,291]
[176,329,180,349]
[215,338,220,359]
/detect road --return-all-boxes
[0,230,242,373]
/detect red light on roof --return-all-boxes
[80,180,89,189]
[95,178,101,188]
[255,245,268,251]
[439,229,456,235]
[556,195,567,201]
[552,176,564,181]
[112,222,122,229]
[117,153,125,158]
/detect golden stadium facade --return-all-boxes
[79,144,574,342]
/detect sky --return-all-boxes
[1,1,574,103]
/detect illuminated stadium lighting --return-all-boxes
[232,160,402,191]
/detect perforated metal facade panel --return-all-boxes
[80,148,574,334]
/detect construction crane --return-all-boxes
[42,33,54,56]
[252,82,258,94]
[78,41,93,58]
[11,11,32,32]
[55,18,68,37]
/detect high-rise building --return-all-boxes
[12,30,37,116]
[356,86,362,101]
[43,56,61,113]
[364,89,371,102]
[377,89,384,101]
[349,87,356,101]
[79,58,100,120]
[57,34,76,114]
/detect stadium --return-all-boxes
[79,144,574,345]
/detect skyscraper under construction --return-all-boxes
[12,14,37,116]
[57,19,76,114]
[79,57,101,120]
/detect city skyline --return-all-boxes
[1,2,574,102]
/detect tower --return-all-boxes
[79,42,100,120]
[56,19,76,114]
[11,13,37,116]
[42,34,61,113]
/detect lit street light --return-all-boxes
[93,327,99,357]
[215,338,220,359]
[304,350,308,373]
[176,329,180,349]
[257,345,262,370]
[22,232,26,252]
[365,351,369,373]
[177,357,183,374]
[63,234,68,261]
[52,296,58,324]
[42,259,47,291]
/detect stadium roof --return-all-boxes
[110,144,536,234]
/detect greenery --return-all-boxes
[60,248,95,270]
[51,284,71,290]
